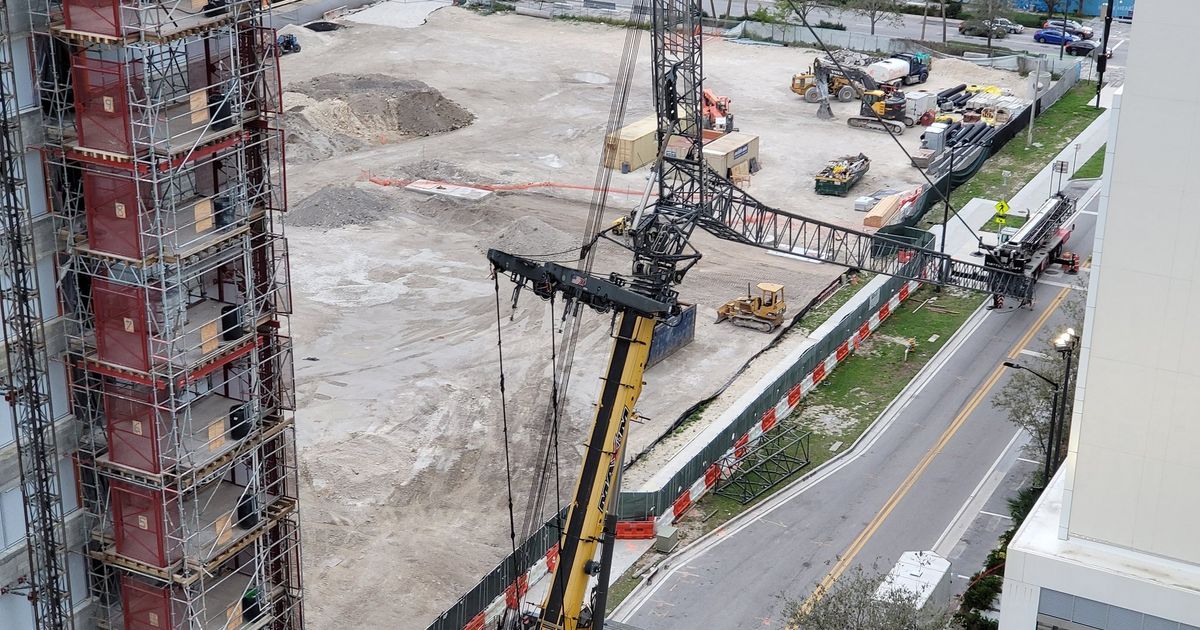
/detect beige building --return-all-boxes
[1000,3,1200,629]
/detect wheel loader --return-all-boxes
[715,283,786,333]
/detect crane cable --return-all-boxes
[517,2,649,542]
[545,292,568,616]
[492,270,521,628]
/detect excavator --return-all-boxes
[792,57,880,104]
[488,2,1040,629]
[852,90,913,134]
[701,88,734,132]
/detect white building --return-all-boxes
[999,4,1200,629]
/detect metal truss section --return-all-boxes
[0,0,76,626]
[692,168,1036,301]
[714,424,811,505]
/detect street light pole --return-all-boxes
[1003,360,1060,488]
[1051,330,1078,477]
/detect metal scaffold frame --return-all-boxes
[27,0,303,624]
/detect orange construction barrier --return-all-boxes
[615,519,656,540]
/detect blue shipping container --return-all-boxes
[648,303,696,367]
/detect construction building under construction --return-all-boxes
[0,0,303,626]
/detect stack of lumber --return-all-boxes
[864,193,904,228]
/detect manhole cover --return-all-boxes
[304,20,342,31]
[1043,269,1062,277]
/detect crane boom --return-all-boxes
[490,0,1041,626]
[691,167,1034,299]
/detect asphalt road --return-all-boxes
[613,189,1099,629]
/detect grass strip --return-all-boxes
[682,286,986,535]
[1072,143,1105,179]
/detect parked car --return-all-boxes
[1042,18,1094,39]
[959,20,1008,38]
[990,17,1025,34]
[1065,39,1112,58]
[1033,28,1079,45]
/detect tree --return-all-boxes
[847,0,904,35]
[774,0,820,25]
[1043,0,1062,18]
[991,287,1084,480]
[786,565,951,630]
[975,0,1011,57]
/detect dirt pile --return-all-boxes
[287,183,399,229]
[488,216,581,257]
[284,74,474,163]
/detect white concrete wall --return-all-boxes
[1061,0,1200,565]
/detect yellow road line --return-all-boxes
[799,287,1070,613]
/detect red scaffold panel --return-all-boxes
[92,279,150,372]
[112,481,177,568]
[104,383,163,474]
[84,167,143,259]
[63,0,121,38]
[120,575,172,630]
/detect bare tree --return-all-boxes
[976,0,1012,57]
[1043,0,1062,18]
[991,288,1085,476]
[775,0,820,25]
[848,0,904,35]
[787,565,951,630]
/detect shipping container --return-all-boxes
[604,116,659,174]
[648,303,696,368]
[702,132,760,178]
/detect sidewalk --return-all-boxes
[932,84,1116,263]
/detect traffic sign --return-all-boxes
[995,200,1010,216]
[996,217,1007,226]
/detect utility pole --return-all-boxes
[1095,1,1114,107]
[1027,55,1041,148]
[941,0,947,44]
[1059,7,1068,60]
[938,142,954,289]
[922,0,929,40]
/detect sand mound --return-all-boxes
[284,74,474,163]
[488,216,581,258]
[288,183,398,229]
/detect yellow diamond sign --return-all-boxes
[995,200,1010,216]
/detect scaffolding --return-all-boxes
[29,0,303,624]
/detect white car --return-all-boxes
[990,17,1025,34]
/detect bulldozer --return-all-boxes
[716,282,786,332]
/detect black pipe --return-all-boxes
[937,83,967,99]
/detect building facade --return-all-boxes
[0,0,303,626]
[999,3,1200,628]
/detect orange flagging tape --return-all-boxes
[366,176,644,196]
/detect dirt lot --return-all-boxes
[276,7,1026,628]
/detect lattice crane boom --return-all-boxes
[0,0,75,627]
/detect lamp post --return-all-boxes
[1003,360,1060,489]
[1051,328,1078,476]
[1002,327,1077,489]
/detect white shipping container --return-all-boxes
[702,131,760,177]
[604,115,659,174]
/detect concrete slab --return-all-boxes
[345,0,451,28]
[405,179,494,200]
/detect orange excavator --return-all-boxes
[702,88,735,132]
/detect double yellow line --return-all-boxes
[798,286,1071,613]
